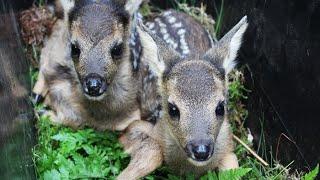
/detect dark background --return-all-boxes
[222,0,320,171]
[152,0,320,172]
[0,0,35,179]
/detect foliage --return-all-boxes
[175,1,217,39]
[228,70,250,136]
[200,168,251,180]
[33,114,129,179]
[302,164,319,180]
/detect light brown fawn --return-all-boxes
[33,0,147,130]
[119,14,248,178]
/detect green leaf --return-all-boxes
[168,174,181,180]
[43,169,61,180]
[302,164,319,180]
[186,173,195,180]
[200,171,216,180]
[219,168,251,180]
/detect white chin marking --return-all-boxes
[84,93,106,101]
[187,158,211,167]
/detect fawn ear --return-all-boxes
[125,0,144,15]
[137,23,181,78]
[204,16,248,75]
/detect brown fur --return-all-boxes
[33,0,142,130]
[33,2,163,178]
[33,0,247,178]
[119,16,248,178]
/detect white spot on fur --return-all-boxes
[181,45,188,51]
[168,16,176,24]
[182,49,190,55]
[180,42,188,50]
[147,22,155,30]
[172,22,182,28]
[155,18,167,29]
[173,43,178,49]
[159,22,166,28]
[160,27,168,34]
[180,35,186,44]
[167,39,175,47]
[163,33,169,40]
[177,28,186,35]
[178,33,189,55]
[223,16,248,74]
[163,11,172,16]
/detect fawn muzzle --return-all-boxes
[82,73,107,97]
[185,139,214,162]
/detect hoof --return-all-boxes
[32,93,44,105]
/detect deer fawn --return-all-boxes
[32,0,149,130]
[119,13,248,178]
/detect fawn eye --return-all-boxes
[168,103,180,120]
[71,43,80,60]
[215,101,225,116]
[111,43,124,59]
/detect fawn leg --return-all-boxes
[218,152,239,170]
[117,121,163,180]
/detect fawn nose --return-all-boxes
[186,139,214,161]
[83,73,107,97]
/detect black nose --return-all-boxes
[83,73,107,97]
[186,139,214,161]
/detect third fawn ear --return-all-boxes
[204,16,248,75]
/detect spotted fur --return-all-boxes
[145,10,213,58]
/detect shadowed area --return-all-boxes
[0,0,35,179]
[220,0,320,171]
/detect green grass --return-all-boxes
[33,114,129,179]
[214,0,224,38]
[29,0,319,179]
